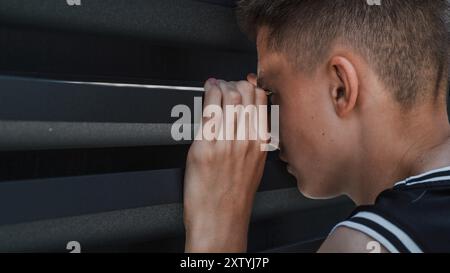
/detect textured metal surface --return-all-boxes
[0,188,353,252]
[0,121,186,151]
[0,0,253,51]
[0,157,298,226]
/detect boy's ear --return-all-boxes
[329,56,359,117]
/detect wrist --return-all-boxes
[185,221,249,253]
[184,209,252,253]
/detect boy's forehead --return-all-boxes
[256,31,288,75]
[256,26,273,65]
[256,46,278,81]
[256,27,295,89]
[257,49,289,88]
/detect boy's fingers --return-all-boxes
[255,87,270,144]
[201,78,223,141]
[236,80,255,107]
[204,78,222,107]
[235,80,257,142]
[246,73,257,86]
[218,80,241,142]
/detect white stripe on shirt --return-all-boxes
[394,166,450,187]
[331,221,399,253]
[353,212,423,253]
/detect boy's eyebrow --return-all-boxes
[257,73,277,97]
[257,76,276,97]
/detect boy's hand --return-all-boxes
[184,77,268,253]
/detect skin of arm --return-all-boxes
[184,77,268,253]
[318,227,389,253]
[183,76,388,253]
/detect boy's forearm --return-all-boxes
[183,78,268,253]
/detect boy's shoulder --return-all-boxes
[332,166,450,253]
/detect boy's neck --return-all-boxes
[351,109,450,206]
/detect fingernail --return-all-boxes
[207,78,217,85]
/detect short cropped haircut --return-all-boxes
[236,0,449,108]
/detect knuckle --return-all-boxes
[187,144,201,162]
[237,81,255,103]
[228,91,242,104]
[205,88,222,102]
[189,143,214,163]
[236,80,254,92]
[204,149,216,163]
[206,86,221,97]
